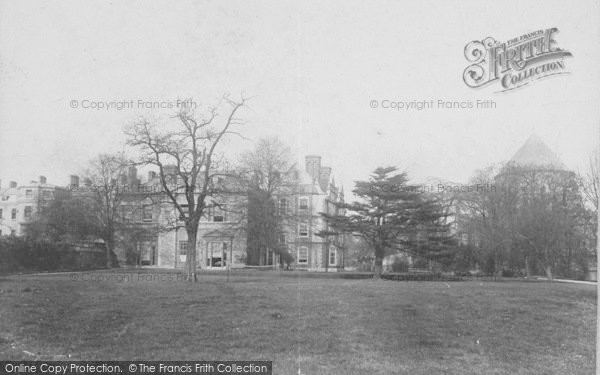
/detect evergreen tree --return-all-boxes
[320,167,452,278]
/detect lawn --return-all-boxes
[0,270,596,375]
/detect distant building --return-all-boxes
[9,154,345,272]
[276,156,346,271]
[0,176,69,237]
[67,166,247,269]
[453,134,593,278]
[118,156,346,271]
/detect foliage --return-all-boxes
[457,163,594,279]
[321,166,453,278]
[0,236,106,274]
[390,256,409,273]
[238,137,299,266]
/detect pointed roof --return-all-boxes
[297,169,325,194]
[508,134,566,170]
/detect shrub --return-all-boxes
[0,236,106,275]
[390,257,409,273]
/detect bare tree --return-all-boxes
[456,165,519,275]
[79,152,132,268]
[237,137,299,266]
[580,149,600,212]
[125,94,247,281]
[460,163,590,280]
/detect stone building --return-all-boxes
[69,166,248,269]
[11,154,344,272]
[275,155,346,271]
[0,177,70,237]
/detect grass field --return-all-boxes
[0,270,595,375]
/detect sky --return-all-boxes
[1,0,599,196]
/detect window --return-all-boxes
[299,197,309,211]
[329,249,337,266]
[208,241,226,267]
[207,205,226,222]
[0,209,2,218]
[24,206,32,218]
[179,241,188,256]
[278,198,287,216]
[11,209,16,220]
[297,247,308,264]
[278,233,286,244]
[42,190,52,199]
[212,205,226,222]
[10,229,15,236]
[142,205,153,221]
[25,189,33,198]
[461,233,468,245]
[299,222,308,237]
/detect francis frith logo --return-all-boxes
[463,28,572,92]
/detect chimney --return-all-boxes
[69,175,79,188]
[305,155,321,182]
[148,171,157,181]
[39,176,47,184]
[319,166,332,192]
[127,166,137,185]
[9,181,17,188]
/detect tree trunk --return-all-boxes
[373,257,383,278]
[544,264,553,281]
[185,229,198,282]
[105,236,115,268]
[106,243,112,268]
[372,244,385,279]
[525,256,531,279]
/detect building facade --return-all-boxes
[0,177,70,237]
[67,166,247,270]
[276,156,346,271]
[5,154,345,272]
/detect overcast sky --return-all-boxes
[1,0,599,194]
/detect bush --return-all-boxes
[390,257,409,273]
[501,269,515,277]
[0,236,107,275]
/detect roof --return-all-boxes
[297,170,325,194]
[508,134,566,170]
